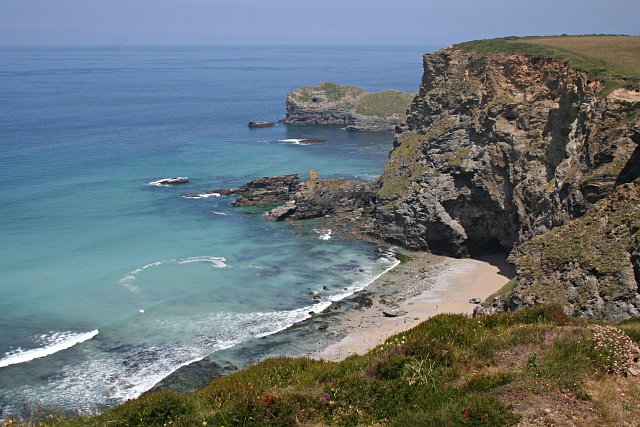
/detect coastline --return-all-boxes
[311,251,515,361]
[150,249,515,394]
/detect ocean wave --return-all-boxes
[278,138,303,144]
[4,255,398,411]
[118,256,228,293]
[212,211,232,216]
[0,330,99,369]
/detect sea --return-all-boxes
[0,45,436,414]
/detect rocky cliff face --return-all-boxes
[373,48,640,319]
[283,82,414,131]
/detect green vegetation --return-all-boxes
[292,82,366,103]
[487,95,515,107]
[455,35,640,95]
[512,182,640,309]
[393,252,412,263]
[354,90,415,118]
[28,306,640,427]
[378,131,427,199]
[441,146,471,168]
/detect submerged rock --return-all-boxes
[298,139,327,145]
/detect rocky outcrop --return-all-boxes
[282,82,414,131]
[371,47,640,319]
[506,181,640,321]
[231,172,377,235]
[374,49,639,256]
[232,174,300,207]
[248,121,275,128]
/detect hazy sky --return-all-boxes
[1,0,638,46]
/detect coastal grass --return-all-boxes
[292,82,366,103]
[354,90,415,118]
[26,305,640,427]
[455,35,640,94]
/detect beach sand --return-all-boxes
[314,251,515,361]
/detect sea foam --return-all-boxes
[118,256,228,292]
[0,330,99,369]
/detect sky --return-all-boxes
[1,0,639,46]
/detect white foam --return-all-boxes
[182,192,221,199]
[118,256,228,292]
[177,256,227,268]
[212,211,231,216]
[148,177,189,187]
[278,138,304,144]
[0,330,99,369]
[314,228,332,240]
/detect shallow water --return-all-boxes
[0,45,435,412]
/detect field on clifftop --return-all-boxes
[15,307,640,427]
[456,35,640,94]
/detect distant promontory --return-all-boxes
[282,81,415,131]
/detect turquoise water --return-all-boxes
[0,45,433,411]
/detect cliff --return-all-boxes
[374,36,640,320]
[282,81,415,131]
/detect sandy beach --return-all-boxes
[314,251,515,361]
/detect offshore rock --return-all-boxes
[283,82,415,131]
[248,121,275,128]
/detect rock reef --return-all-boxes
[282,82,414,131]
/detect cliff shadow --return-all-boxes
[615,144,640,186]
[474,253,517,279]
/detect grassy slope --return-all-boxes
[25,306,640,427]
[292,82,414,117]
[355,90,415,118]
[455,35,640,94]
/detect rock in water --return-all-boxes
[265,201,297,221]
[232,174,300,207]
[283,82,415,131]
[298,139,327,145]
[248,121,275,128]
[149,177,189,186]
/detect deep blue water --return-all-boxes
[0,45,434,412]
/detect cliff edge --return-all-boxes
[374,36,640,320]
